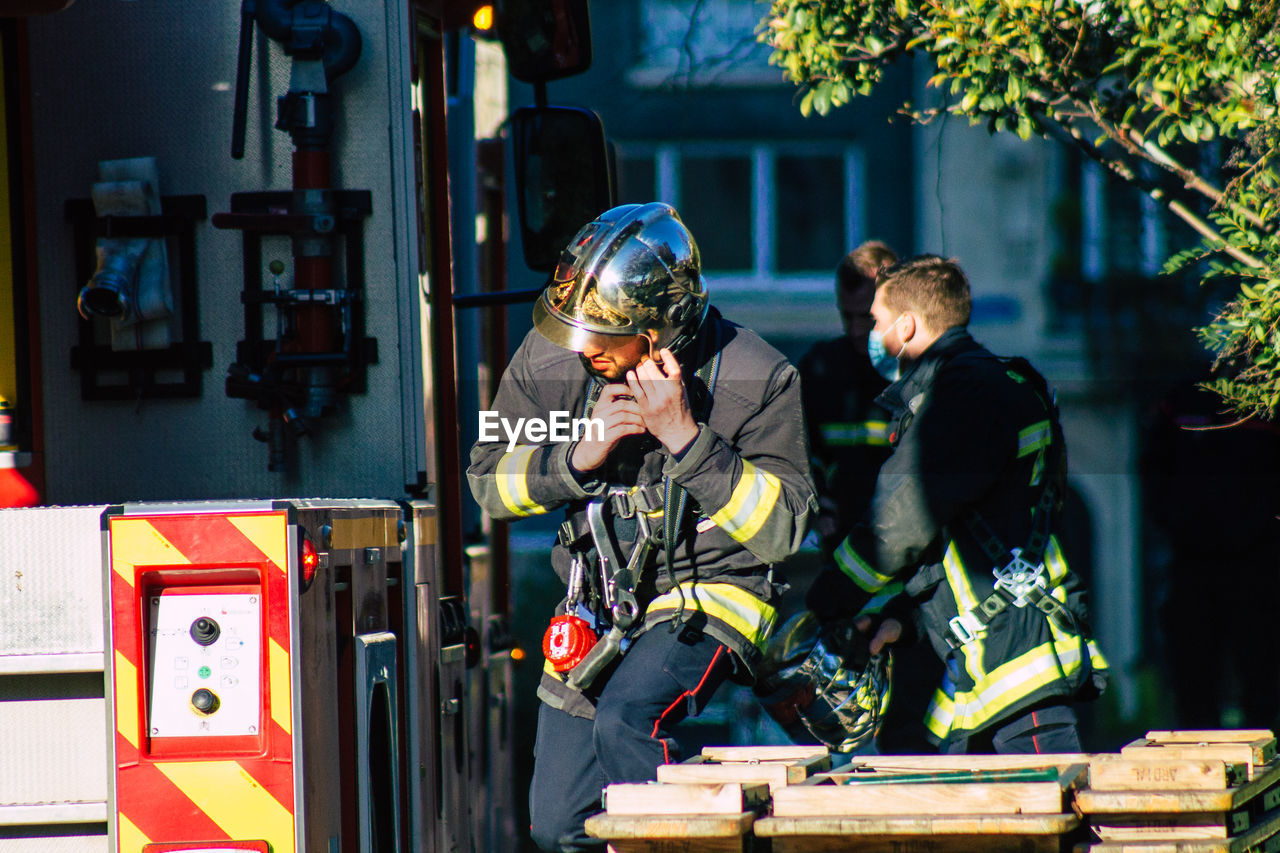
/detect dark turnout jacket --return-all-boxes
[797,335,893,554]
[468,310,817,717]
[807,327,1108,744]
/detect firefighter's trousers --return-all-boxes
[941,702,1081,754]
[529,620,733,852]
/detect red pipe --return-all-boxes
[291,149,336,355]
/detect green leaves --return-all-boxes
[760,0,1280,420]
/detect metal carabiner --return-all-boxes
[991,547,1047,608]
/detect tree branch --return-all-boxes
[1124,128,1270,231]
[1044,115,1267,269]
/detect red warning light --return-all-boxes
[302,539,319,585]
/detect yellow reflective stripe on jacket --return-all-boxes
[495,445,548,517]
[833,536,893,593]
[708,460,781,544]
[820,420,891,447]
[646,582,777,651]
[942,541,980,613]
[1019,419,1051,485]
[925,637,1108,739]
[943,540,987,683]
[1017,420,1051,457]
[1044,535,1068,586]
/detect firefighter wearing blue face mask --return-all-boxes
[868,315,905,382]
[806,254,1108,754]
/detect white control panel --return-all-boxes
[146,592,262,738]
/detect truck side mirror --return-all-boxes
[511,106,613,272]
[498,0,592,83]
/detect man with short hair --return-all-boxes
[806,254,1108,754]
[799,240,898,555]
[468,203,815,850]
[797,241,941,755]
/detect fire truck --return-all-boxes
[0,1,606,850]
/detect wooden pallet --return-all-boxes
[1077,730,1280,846]
[1077,762,1280,843]
[756,812,1082,853]
[1073,804,1280,852]
[586,780,769,852]
[584,812,759,853]
[1119,732,1278,782]
[753,758,1087,852]
[1090,759,1249,793]
[580,732,1279,852]
[836,752,1094,772]
[585,747,830,850]
[771,761,1088,817]
[655,746,831,794]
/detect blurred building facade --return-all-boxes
[494,0,1247,743]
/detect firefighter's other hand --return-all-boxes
[855,615,902,656]
[627,348,698,455]
[814,497,840,545]
[570,385,646,471]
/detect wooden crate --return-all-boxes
[756,759,1087,852]
[700,746,831,763]
[656,746,831,794]
[1090,759,1248,793]
[1120,731,1277,781]
[1078,729,1278,846]
[1076,758,1280,844]
[586,781,769,853]
[1073,802,1280,852]
[584,812,759,853]
[835,753,1094,772]
[756,813,1082,853]
[771,762,1088,817]
[601,781,768,816]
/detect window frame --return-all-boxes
[615,140,867,295]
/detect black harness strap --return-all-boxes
[661,319,722,627]
[558,319,724,626]
[946,359,1078,648]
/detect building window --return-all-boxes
[615,143,865,291]
[776,155,845,273]
[631,0,778,88]
[680,155,753,271]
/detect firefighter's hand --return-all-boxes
[814,495,841,544]
[570,385,646,472]
[627,347,699,454]
[855,615,902,656]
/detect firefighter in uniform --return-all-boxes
[806,255,1108,753]
[798,241,897,555]
[797,241,942,754]
[468,203,816,851]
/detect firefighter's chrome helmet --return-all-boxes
[753,610,893,754]
[532,203,709,354]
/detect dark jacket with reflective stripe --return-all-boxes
[808,328,1107,742]
[798,335,892,554]
[468,311,817,716]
